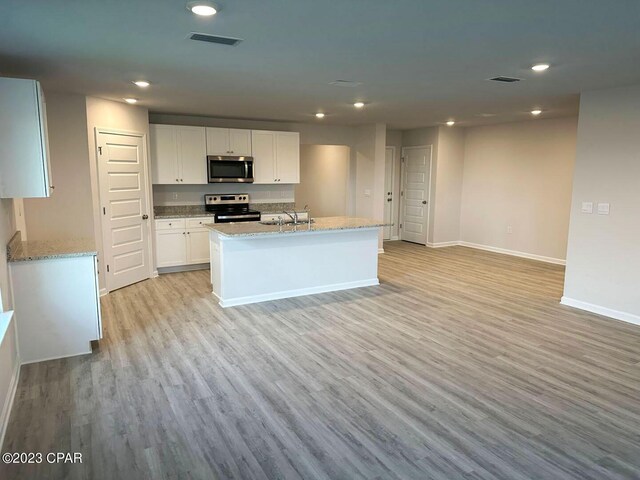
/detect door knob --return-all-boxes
[422,200,427,204]
[142,214,149,220]
[387,199,392,202]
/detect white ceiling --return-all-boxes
[1,0,639,129]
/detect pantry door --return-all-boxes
[97,130,152,291]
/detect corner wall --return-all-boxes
[562,84,640,323]
[24,93,94,241]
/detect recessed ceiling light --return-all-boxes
[315,112,325,119]
[446,120,455,126]
[186,1,218,16]
[124,98,138,104]
[133,81,150,88]
[353,102,365,108]
[531,109,542,116]
[531,63,550,72]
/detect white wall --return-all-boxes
[153,184,295,206]
[86,97,150,291]
[433,127,465,244]
[460,117,577,261]
[563,84,640,322]
[296,145,350,217]
[0,199,19,448]
[24,93,94,240]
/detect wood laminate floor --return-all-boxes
[2,242,640,480]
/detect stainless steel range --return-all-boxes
[204,194,261,223]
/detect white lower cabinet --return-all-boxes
[155,217,211,269]
[10,255,101,364]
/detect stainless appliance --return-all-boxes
[204,194,261,223]
[207,155,254,183]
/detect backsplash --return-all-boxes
[154,202,296,218]
[152,184,295,206]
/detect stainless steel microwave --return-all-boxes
[207,155,254,183]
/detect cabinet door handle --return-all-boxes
[49,185,55,190]
[176,178,179,182]
[183,232,186,235]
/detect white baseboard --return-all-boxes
[219,278,380,308]
[458,241,566,265]
[427,241,460,248]
[99,288,108,297]
[152,270,159,278]
[378,248,385,254]
[0,357,20,451]
[157,264,210,274]
[560,297,640,326]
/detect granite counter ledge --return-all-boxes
[7,231,97,262]
[204,216,386,238]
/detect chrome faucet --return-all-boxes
[283,210,298,224]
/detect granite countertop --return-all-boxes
[205,216,385,238]
[7,231,97,263]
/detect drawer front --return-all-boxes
[155,218,186,230]
[187,217,213,229]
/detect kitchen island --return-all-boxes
[206,217,384,307]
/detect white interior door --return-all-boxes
[98,131,151,291]
[383,147,394,240]
[400,146,431,245]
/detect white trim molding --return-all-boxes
[0,311,20,451]
[426,241,460,248]
[218,278,380,308]
[560,297,640,326]
[0,359,19,450]
[458,241,566,265]
[422,240,566,265]
[378,248,385,255]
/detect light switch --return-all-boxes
[581,202,593,214]
[364,189,371,197]
[597,203,610,215]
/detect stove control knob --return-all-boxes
[214,197,218,201]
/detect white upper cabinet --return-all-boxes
[0,78,53,198]
[251,130,276,184]
[206,128,252,156]
[150,124,178,184]
[150,124,207,184]
[251,130,300,184]
[275,132,300,184]
[178,126,207,184]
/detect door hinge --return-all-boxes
[98,146,102,155]
[400,223,403,229]
[401,191,404,197]
[107,265,110,273]
[103,207,106,215]
[401,157,405,162]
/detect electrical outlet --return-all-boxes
[507,225,513,234]
[172,192,179,200]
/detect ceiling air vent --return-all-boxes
[189,32,243,46]
[329,80,363,88]
[488,76,521,83]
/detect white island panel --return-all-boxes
[208,218,382,307]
